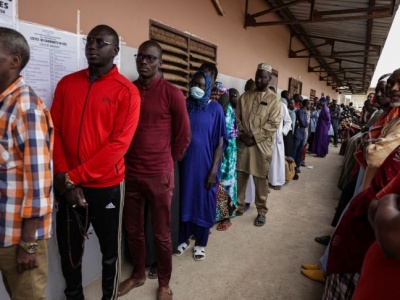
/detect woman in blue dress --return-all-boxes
[174,70,227,261]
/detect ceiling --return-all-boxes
[244,0,399,94]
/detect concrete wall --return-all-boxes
[19,0,338,98]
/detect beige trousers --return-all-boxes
[237,171,269,215]
[0,239,48,300]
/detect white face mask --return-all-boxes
[190,86,205,99]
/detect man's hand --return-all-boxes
[65,187,87,208]
[54,172,67,194]
[285,156,294,163]
[238,131,254,144]
[244,136,257,147]
[16,247,39,273]
[206,171,217,189]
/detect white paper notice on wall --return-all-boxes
[19,21,79,109]
[0,0,16,28]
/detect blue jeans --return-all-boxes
[293,138,305,168]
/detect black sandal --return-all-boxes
[254,214,266,227]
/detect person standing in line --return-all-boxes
[330,99,341,147]
[243,79,258,211]
[235,63,281,227]
[229,88,239,109]
[307,103,319,152]
[0,27,53,300]
[174,70,226,259]
[300,101,311,167]
[200,63,229,112]
[285,99,297,158]
[269,98,292,190]
[244,78,257,92]
[352,193,400,300]
[119,40,190,300]
[280,90,290,106]
[312,97,331,158]
[52,25,141,300]
[215,88,238,231]
[292,99,309,174]
[293,94,303,109]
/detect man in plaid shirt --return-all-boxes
[0,27,54,299]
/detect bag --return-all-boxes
[285,160,296,181]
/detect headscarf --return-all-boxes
[187,70,212,115]
[320,97,327,103]
[215,81,228,94]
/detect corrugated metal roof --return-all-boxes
[245,0,399,94]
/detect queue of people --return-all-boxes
[300,69,400,299]
[0,23,398,300]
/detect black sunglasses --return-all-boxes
[83,37,117,48]
[135,53,160,63]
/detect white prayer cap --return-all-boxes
[257,63,272,73]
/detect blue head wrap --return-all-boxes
[320,97,327,103]
[187,70,212,115]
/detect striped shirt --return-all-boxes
[0,76,54,247]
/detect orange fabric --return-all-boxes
[0,77,53,247]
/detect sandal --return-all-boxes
[118,277,146,296]
[193,246,206,261]
[216,221,232,231]
[173,240,190,256]
[157,287,173,300]
[254,214,266,227]
[148,263,158,279]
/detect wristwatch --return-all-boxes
[65,173,75,189]
[19,240,39,254]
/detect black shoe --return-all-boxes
[295,168,301,174]
[293,174,299,180]
[300,161,306,167]
[314,235,331,246]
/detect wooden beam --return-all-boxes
[247,12,391,26]
[248,0,308,19]
[293,33,381,48]
[211,0,225,16]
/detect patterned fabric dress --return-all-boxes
[216,104,238,221]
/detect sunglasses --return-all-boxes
[135,53,160,63]
[83,37,117,48]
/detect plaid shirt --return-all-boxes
[0,77,54,247]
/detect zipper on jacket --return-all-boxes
[76,82,93,164]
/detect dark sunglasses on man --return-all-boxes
[135,53,161,64]
[83,37,118,49]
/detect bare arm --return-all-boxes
[17,218,40,273]
[206,137,223,189]
[370,194,400,259]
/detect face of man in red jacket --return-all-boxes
[85,26,119,69]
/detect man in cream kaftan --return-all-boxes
[269,103,292,187]
[236,63,281,226]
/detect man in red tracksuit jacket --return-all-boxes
[51,25,140,300]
